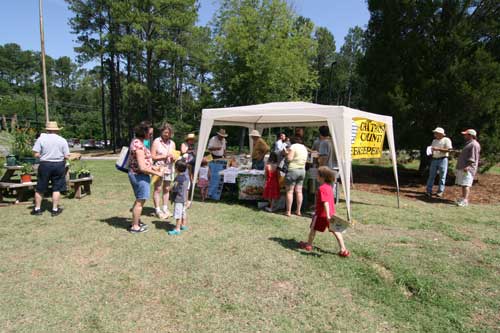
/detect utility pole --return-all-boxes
[39,0,50,124]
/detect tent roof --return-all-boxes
[202,101,393,127]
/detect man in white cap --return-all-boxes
[250,129,269,170]
[208,128,228,159]
[455,129,481,207]
[425,127,453,197]
[31,121,70,216]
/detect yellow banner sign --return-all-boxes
[351,118,386,159]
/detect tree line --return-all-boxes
[0,0,498,168]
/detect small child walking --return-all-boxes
[197,158,210,201]
[299,166,350,257]
[263,152,281,212]
[168,160,190,236]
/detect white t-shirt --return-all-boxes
[32,133,70,162]
[431,137,452,158]
[199,166,209,180]
[208,136,226,157]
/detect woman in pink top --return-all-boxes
[128,121,163,233]
[151,122,176,219]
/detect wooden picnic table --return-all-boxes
[0,165,38,204]
[1,163,93,204]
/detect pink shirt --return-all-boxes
[129,138,152,174]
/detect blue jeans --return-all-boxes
[426,158,448,194]
[128,172,151,200]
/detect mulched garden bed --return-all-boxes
[351,165,500,205]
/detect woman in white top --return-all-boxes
[285,136,308,217]
[151,123,176,218]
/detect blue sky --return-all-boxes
[0,0,369,62]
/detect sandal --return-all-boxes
[128,225,148,234]
[338,249,350,257]
[299,241,312,251]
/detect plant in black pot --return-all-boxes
[77,167,91,179]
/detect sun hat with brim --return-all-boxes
[249,129,261,137]
[461,129,477,137]
[432,127,445,135]
[217,129,228,137]
[185,133,196,140]
[45,121,62,131]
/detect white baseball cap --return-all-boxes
[432,127,445,135]
[461,129,477,137]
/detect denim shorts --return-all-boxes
[128,172,151,200]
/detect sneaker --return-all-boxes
[458,200,468,207]
[51,208,63,217]
[31,208,43,216]
[264,207,273,212]
[168,229,181,236]
[455,198,464,206]
[155,210,167,219]
[425,192,432,198]
[436,192,444,198]
[129,225,148,234]
[180,225,188,231]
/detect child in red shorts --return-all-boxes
[299,166,350,257]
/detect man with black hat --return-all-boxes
[425,127,453,197]
[455,129,481,207]
[31,121,70,216]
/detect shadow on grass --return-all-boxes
[99,216,130,230]
[151,220,176,231]
[381,187,457,205]
[268,237,322,257]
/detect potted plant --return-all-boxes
[20,163,34,183]
[77,168,91,179]
[13,128,36,164]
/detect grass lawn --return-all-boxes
[1,160,499,332]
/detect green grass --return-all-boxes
[1,160,499,332]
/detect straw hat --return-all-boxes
[45,121,62,131]
[217,129,228,137]
[185,133,196,141]
[249,129,261,137]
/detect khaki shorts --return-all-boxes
[455,169,473,187]
[286,168,305,187]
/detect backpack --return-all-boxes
[115,146,130,173]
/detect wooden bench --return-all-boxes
[0,181,37,204]
[68,177,93,199]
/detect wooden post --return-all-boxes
[39,0,50,124]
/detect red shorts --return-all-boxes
[311,216,330,232]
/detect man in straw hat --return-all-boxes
[180,133,197,167]
[31,121,70,216]
[250,129,269,170]
[425,127,453,198]
[455,129,481,207]
[208,128,228,159]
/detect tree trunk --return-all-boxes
[126,45,132,142]
[99,56,107,147]
[108,57,117,153]
[116,55,122,146]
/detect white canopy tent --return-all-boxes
[192,102,400,221]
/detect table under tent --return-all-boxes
[191,101,400,221]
